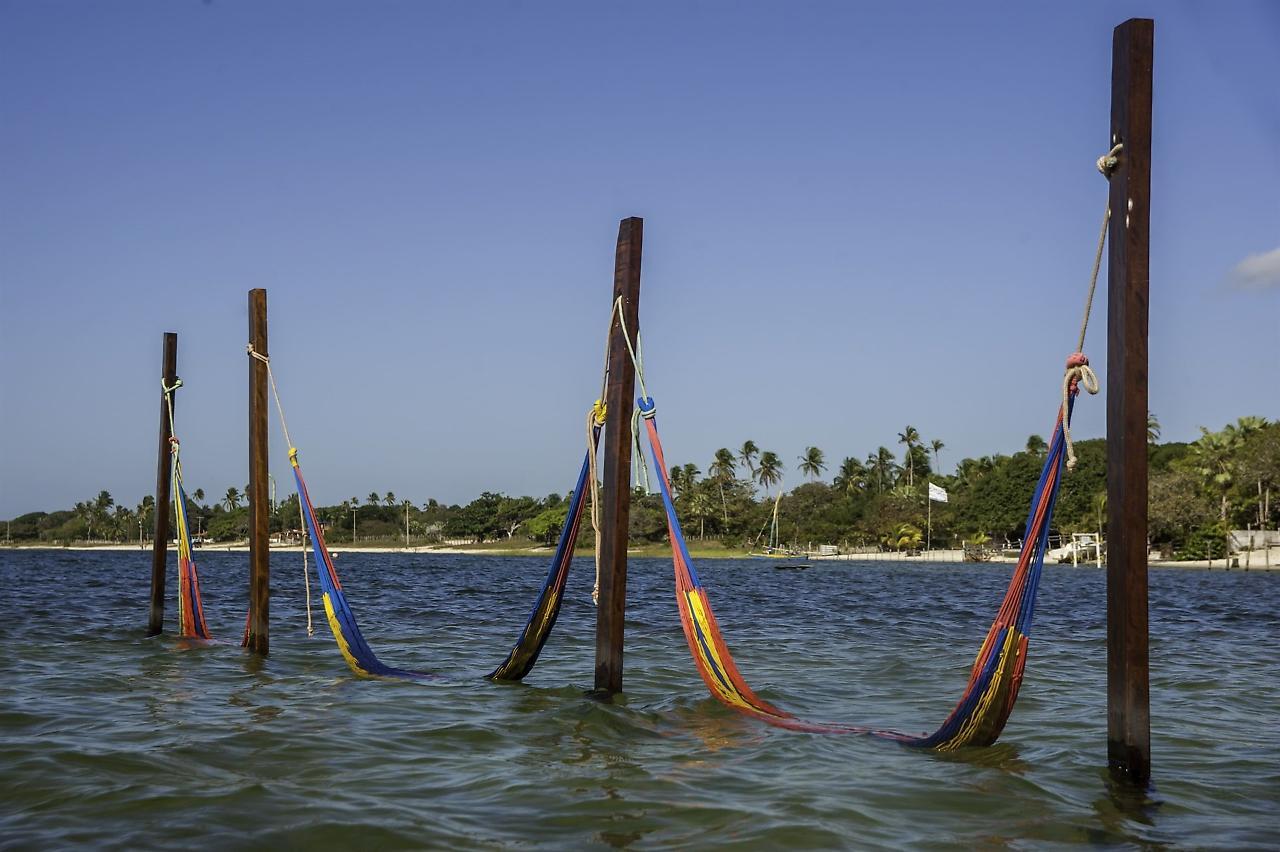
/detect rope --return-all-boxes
[297,470,314,636]
[1061,143,1121,471]
[588,403,604,604]
[1061,353,1100,471]
[245,343,313,633]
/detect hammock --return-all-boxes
[162,379,212,641]
[172,450,211,640]
[489,423,601,681]
[638,393,1075,749]
[246,344,428,679]
[288,448,430,679]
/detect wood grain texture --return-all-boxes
[147,332,177,637]
[245,289,271,655]
[594,217,643,695]
[1105,17,1153,786]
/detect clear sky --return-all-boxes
[2,1,1277,518]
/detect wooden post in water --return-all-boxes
[147,332,178,636]
[594,217,643,696]
[1105,17,1153,787]
[244,289,271,655]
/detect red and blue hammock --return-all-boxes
[290,449,429,679]
[639,393,1073,749]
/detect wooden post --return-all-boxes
[594,217,643,695]
[244,289,271,655]
[147,332,178,636]
[1105,17,1153,787]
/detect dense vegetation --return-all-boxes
[5,417,1276,559]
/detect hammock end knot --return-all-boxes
[591,399,607,426]
[288,447,299,465]
[638,397,656,420]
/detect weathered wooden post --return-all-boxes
[594,217,643,695]
[147,332,178,636]
[1106,17,1153,786]
[244,289,271,655]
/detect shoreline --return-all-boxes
[3,542,1275,570]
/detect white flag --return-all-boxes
[928,482,948,503]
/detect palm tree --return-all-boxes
[669,466,689,500]
[799,446,826,480]
[688,490,715,540]
[192,488,205,506]
[367,492,380,508]
[930,438,945,474]
[384,491,396,507]
[756,451,784,495]
[1190,427,1240,520]
[709,449,736,481]
[1026,434,1048,456]
[223,487,241,511]
[682,463,700,487]
[738,440,759,480]
[1147,412,1161,445]
[870,447,896,493]
[74,501,92,541]
[833,457,867,496]
[709,448,736,527]
[897,426,920,486]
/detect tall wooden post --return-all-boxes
[147,332,178,636]
[245,289,271,655]
[1106,17,1153,787]
[594,217,643,695]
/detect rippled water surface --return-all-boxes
[1,550,1277,849]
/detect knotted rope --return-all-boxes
[246,344,313,636]
[1061,143,1122,471]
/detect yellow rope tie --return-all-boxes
[245,344,312,634]
[1061,143,1121,472]
[588,404,604,605]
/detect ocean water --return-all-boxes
[0,549,1276,850]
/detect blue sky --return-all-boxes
[2,1,1277,517]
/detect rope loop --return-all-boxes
[638,397,657,420]
[162,377,183,395]
[1061,352,1100,471]
[591,399,607,426]
[1096,143,1123,178]
[168,435,180,453]
[246,343,269,364]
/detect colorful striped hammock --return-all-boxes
[638,393,1074,749]
[490,423,602,681]
[291,448,429,680]
[171,448,211,640]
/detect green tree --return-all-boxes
[367,492,380,509]
[897,426,920,486]
[1147,412,1161,445]
[223,487,241,511]
[709,448,737,528]
[799,446,826,480]
[833,457,867,496]
[738,440,759,481]
[1025,434,1047,457]
[757,451,784,495]
[869,447,896,493]
[384,491,396,507]
[930,438,946,474]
